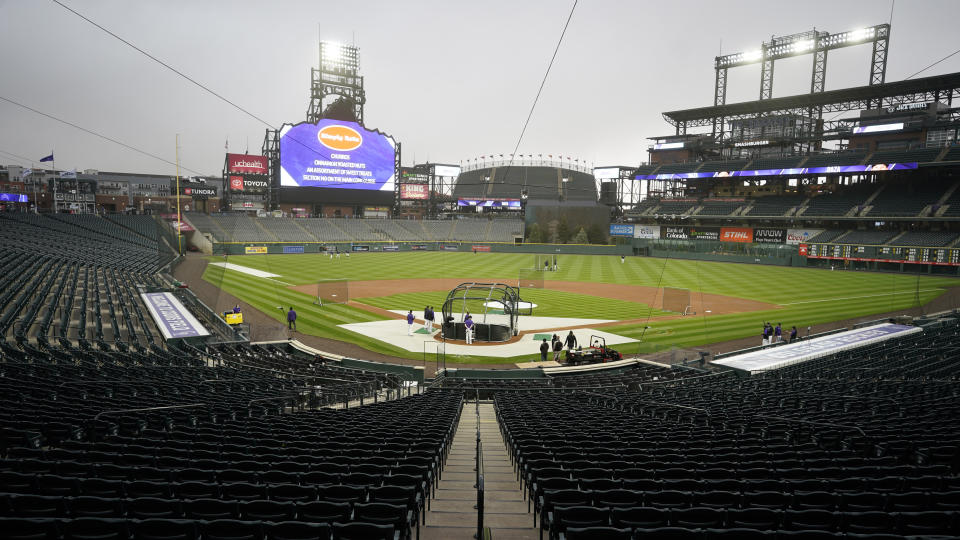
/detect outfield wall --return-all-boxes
[213,241,627,257]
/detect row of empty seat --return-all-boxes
[186,213,524,244]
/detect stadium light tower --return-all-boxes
[306,40,365,124]
[710,23,890,140]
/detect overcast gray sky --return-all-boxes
[1,0,958,176]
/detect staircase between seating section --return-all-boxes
[421,401,532,540]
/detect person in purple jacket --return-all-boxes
[406,310,414,336]
[287,307,297,331]
[464,315,474,344]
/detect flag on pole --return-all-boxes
[59,169,77,179]
[20,168,32,179]
[39,154,54,162]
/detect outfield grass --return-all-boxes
[203,252,959,363]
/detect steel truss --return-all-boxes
[306,42,365,124]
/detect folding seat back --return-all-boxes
[132,518,199,540]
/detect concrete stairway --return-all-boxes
[422,401,536,539]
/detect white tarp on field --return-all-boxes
[712,323,921,374]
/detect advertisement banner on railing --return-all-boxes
[786,228,823,245]
[382,245,400,252]
[753,228,786,244]
[282,246,305,254]
[633,225,660,239]
[662,226,689,240]
[609,224,634,237]
[720,227,753,243]
[140,292,210,340]
[245,246,268,254]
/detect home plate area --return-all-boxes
[338,312,637,359]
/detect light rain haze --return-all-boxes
[1,0,959,176]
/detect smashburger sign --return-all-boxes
[226,154,268,175]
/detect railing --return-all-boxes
[473,397,485,540]
[461,157,594,174]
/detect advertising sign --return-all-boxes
[754,228,786,244]
[433,165,461,177]
[226,154,269,175]
[382,245,400,252]
[183,186,217,198]
[457,199,522,208]
[400,183,429,200]
[283,246,305,254]
[279,119,397,191]
[411,244,428,251]
[720,227,753,243]
[471,245,491,252]
[688,227,720,241]
[786,228,823,245]
[140,292,210,340]
[245,246,268,254]
[636,162,919,181]
[662,226,689,240]
[351,245,370,252]
[0,193,28,202]
[609,224,634,237]
[593,167,621,179]
[633,225,660,239]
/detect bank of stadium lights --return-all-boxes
[716,25,882,67]
[319,41,359,73]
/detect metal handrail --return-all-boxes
[93,403,206,421]
[753,413,867,437]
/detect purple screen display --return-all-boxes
[279,119,396,191]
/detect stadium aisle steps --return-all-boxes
[422,402,534,539]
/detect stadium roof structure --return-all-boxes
[663,72,960,129]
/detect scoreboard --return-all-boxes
[806,244,960,266]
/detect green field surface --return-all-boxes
[203,252,959,363]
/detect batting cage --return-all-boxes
[314,279,349,306]
[518,268,544,289]
[441,282,521,342]
[661,286,692,315]
[533,254,559,272]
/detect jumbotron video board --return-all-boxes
[279,119,397,191]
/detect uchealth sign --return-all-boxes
[609,224,634,237]
[226,154,269,175]
[786,228,824,245]
[720,227,753,243]
[753,228,786,244]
